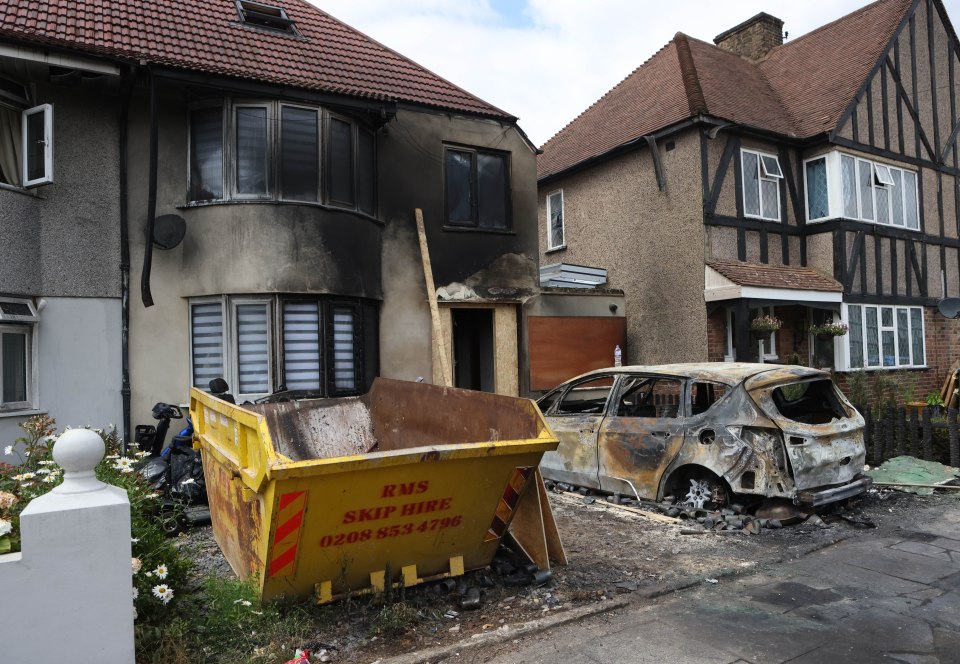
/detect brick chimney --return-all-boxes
[714,12,784,60]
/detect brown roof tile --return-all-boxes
[538,0,915,180]
[0,0,511,119]
[708,261,843,292]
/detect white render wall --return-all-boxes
[0,429,134,663]
[0,297,122,447]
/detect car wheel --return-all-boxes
[681,474,728,511]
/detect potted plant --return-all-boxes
[749,314,782,340]
[926,392,945,417]
[809,319,849,340]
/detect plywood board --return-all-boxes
[528,316,627,391]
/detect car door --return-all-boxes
[598,374,687,499]
[539,374,617,490]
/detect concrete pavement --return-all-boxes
[472,498,960,664]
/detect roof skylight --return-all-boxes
[236,0,296,33]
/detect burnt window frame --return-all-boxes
[443,144,512,232]
[324,111,377,215]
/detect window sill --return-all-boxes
[442,225,516,235]
[805,216,922,232]
[0,183,44,199]
[743,214,782,223]
[178,199,382,225]
[545,244,567,254]
[0,408,44,420]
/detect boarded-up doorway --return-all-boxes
[452,308,494,392]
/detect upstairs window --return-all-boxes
[803,151,918,229]
[546,189,564,250]
[236,0,297,33]
[741,149,782,221]
[188,100,375,214]
[445,146,510,230]
[0,77,53,189]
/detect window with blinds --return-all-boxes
[330,306,357,392]
[190,296,371,398]
[282,301,322,391]
[236,303,270,396]
[190,302,224,388]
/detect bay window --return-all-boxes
[189,295,376,400]
[804,151,919,229]
[188,99,375,214]
[842,303,925,369]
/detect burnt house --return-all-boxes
[0,0,539,442]
[537,0,960,395]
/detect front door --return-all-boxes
[452,308,495,392]
[540,374,616,490]
[598,375,687,499]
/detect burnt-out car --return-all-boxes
[536,363,871,508]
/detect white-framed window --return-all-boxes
[0,73,54,189]
[803,151,919,229]
[188,99,375,213]
[725,306,777,361]
[0,297,39,413]
[840,303,925,369]
[741,149,782,221]
[546,189,564,250]
[188,295,371,400]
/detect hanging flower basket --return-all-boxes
[749,314,782,334]
[809,321,848,339]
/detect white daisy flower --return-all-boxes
[23,451,30,458]
[233,599,252,607]
[135,451,150,458]
[133,587,139,599]
[0,519,12,537]
[3,445,12,455]
[12,473,35,481]
[153,564,168,580]
[37,460,56,466]
[152,584,174,604]
[113,458,135,473]
[105,454,120,460]
[143,493,159,500]
[42,474,58,484]
[131,537,140,544]
[35,468,51,475]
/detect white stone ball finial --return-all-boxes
[52,429,106,494]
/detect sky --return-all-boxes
[307,0,960,147]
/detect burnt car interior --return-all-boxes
[771,379,848,424]
[690,381,730,415]
[553,377,614,415]
[615,377,682,418]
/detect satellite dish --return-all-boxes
[937,297,960,319]
[152,214,186,250]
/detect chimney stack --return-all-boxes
[714,12,784,61]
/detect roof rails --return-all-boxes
[235,0,297,34]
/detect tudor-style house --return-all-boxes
[537,0,960,395]
[0,0,539,444]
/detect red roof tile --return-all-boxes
[0,0,511,119]
[708,261,843,292]
[538,0,914,180]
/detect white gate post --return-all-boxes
[0,429,134,663]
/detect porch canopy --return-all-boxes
[705,261,843,306]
